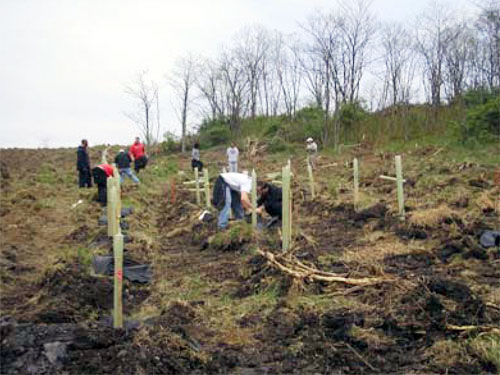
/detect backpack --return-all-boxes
[211,175,226,210]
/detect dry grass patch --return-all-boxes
[349,325,395,348]
[341,236,411,264]
[424,339,470,368]
[409,204,457,228]
[469,333,500,373]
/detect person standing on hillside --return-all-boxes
[306,137,318,170]
[226,142,239,172]
[191,142,203,172]
[212,172,253,230]
[115,149,140,184]
[130,137,148,173]
[76,139,92,188]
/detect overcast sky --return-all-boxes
[0,0,476,148]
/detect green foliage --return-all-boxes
[463,87,500,108]
[466,95,500,136]
[199,118,232,147]
[338,101,367,130]
[37,163,58,184]
[240,116,283,138]
[161,132,179,153]
[288,106,324,143]
[451,88,500,144]
[150,159,178,178]
[268,137,289,153]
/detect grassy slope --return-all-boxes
[1,143,499,374]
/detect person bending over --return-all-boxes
[212,172,253,230]
[256,181,282,220]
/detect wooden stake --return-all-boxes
[194,167,200,205]
[307,163,315,199]
[379,175,406,183]
[107,178,115,237]
[113,232,124,329]
[112,165,121,224]
[282,165,291,252]
[204,169,210,209]
[251,169,257,229]
[395,155,405,221]
[353,158,359,210]
[109,185,119,235]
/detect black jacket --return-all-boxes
[115,152,132,169]
[258,184,282,218]
[77,146,90,170]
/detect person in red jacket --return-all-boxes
[92,163,114,205]
[129,137,148,173]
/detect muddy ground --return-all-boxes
[0,146,499,374]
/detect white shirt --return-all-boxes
[221,172,252,193]
[226,147,239,162]
[307,142,318,153]
[192,148,200,161]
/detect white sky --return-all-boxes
[0,0,476,148]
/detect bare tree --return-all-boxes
[381,23,416,106]
[234,25,270,118]
[475,0,500,88]
[219,49,249,135]
[169,56,197,153]
[196,58,226,121]
[273,33,303,117]
[415,2,458,107]
[336,0,375,104]
[443,22,473,100]
[125,70,159,145]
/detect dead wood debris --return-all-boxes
[256,249,393,285]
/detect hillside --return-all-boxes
[0,144,499,374]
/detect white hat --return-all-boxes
[306,137,313,142]
[119,149,125,153]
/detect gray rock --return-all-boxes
[44,341,67,365]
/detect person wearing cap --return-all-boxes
[115,149,140,184]
[226,142,239,173]
[91,163,114,205]
[212,172,253,230]
[76,139,92,188]
[130,137,148,173]
[306,137,318,169]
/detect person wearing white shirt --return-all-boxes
[306,137,318,169]
[217,172,253,229]
[226,142,239,172]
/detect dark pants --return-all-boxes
[78,168,92,188]
[134,156,148,173]
[92,167,108,206]
[191,159,203,172]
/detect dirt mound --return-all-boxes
[30,264,150,324]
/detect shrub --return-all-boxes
[268,137,289,153]
[161,132,179,153]
[288,106,324,143]
[199,118,232,147]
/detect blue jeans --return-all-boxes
[119,168,140,183]
[218,186,244,229]
[228,161,238,172]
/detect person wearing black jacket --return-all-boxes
[114,149,140,184]
[76,139,92,188]
[257,182,282,219]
